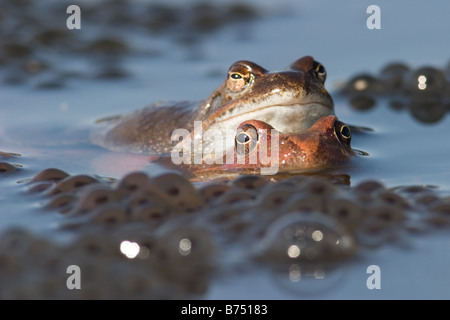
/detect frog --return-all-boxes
[190,115,354,176]
[91,56,334,158]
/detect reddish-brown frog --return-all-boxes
[190,115,354,176]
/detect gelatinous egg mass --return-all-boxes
[257,212,356,264]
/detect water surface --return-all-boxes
[1,0,450,299]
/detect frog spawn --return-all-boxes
[0,0,260,88]
[0,227,214,299]
[0,151,23,175]
[339,61,450,124]
[2,169,450,298]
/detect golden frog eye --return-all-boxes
[334,120,351,146]
[313,61,327,83]
[235,124,258,156]
[227,72,251,92]
[230,73,243,80]
[227,62,255,93]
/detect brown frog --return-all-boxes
[91,56,334,158]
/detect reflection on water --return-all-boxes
[272,263,347,296]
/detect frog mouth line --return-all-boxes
[213,101,333,125]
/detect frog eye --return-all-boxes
[235,124,258,156]
[230,73,243,80]
[313,61,327,83]
[334,121,351,145]
[227,62,257,93]
[227,71,252,93]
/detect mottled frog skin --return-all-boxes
[91,56,334,157]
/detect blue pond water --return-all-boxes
[1,0,450,299]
